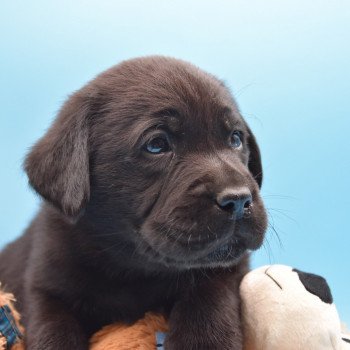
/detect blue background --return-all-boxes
[1,1,349,325]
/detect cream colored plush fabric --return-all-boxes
[240,265,349,350]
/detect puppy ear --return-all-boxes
[24,92,90,218]
[246,126,263,188]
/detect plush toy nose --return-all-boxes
[216,188,252,220]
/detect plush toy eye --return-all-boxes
[145,136,171,154]
[230,131,242,149]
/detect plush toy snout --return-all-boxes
[240,265,349,350]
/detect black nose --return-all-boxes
[216,188,252,219]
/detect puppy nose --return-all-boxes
[216,188,252,219]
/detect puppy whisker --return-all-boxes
[267,207,298,225]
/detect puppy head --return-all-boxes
[25,56,267,269]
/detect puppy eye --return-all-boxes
[145,136,171,154]
[230,131,242,149]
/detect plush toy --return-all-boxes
[240,265,350,350]
[0,290,167,350]
[90,312,168,350]
[0,290,23,350]
[1,265,349,350]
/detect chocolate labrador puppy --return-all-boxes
[0,56,267,349]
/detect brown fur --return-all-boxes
[0,56,267,349]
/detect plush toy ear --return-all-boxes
[343,335,350,344]
[293,269,333,304]
[342,335,350,350]
[24,92,91,218]
[245,125,263,188]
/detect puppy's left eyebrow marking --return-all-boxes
[153,108,181,133]
[154,107,180,118]
[222,107,240,132]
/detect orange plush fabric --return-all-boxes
[90,313,168,350]
[1,287,168,350]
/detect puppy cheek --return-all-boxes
[139,214,169,251]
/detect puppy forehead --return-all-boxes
[141,69,242,132]
[113,57,238,111]
[94,57,245,140]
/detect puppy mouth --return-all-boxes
[137,234,248,269]
[205,241,246,262]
